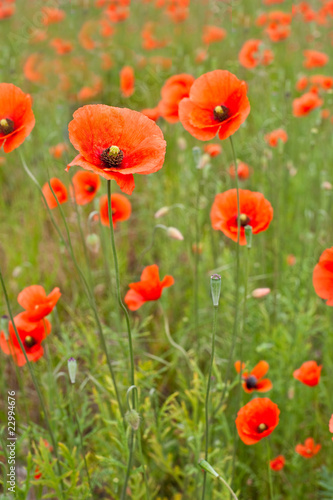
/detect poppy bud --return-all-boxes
[125,409,140,431]
[86,233,100,253]
[166,227,184,241]
[177,137,187,150]
[244,224,252,248]
[210,274,221,307]
[154,206,169,219]
[68,357,77,384]
[198,459,219,478]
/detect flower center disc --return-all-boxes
[239,213,251,227]
[245,375,258,389]
[214,105,230,122]
[0,118,14,135]
[24,336,37,348]
[257,423,268,433]
[100,145,124,169]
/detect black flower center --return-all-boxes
[239,213,250,227]
[86,185,95,193]
[24,336,37,348]
[0,118,14,135]
[257,423,268,433]
[214,105,230,122]
[100,145,124,169]
[245,375,258,389]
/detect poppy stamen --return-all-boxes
[257,423,268,433]
[214,105,230,122]
[85,185,95,193]
[0,118,15,135]
[245,375,258,389]
[239,213,251,227]
[100,145,124,169]
[24,336,37,348]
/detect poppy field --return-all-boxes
[1,0,333,498]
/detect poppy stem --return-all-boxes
[107,180,136,498]
[70,385,95,499]
[201,305,218,500]
[19,151,124,419]
[0,267,65,500]
[266,439,274,499]
[215,137,241,409]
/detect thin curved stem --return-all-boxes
[201,306,218,500]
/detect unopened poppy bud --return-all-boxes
[210,274,221,307]
[198,153,210,169]
[125,409,140,431]
[67,357,77,384]
[322,181,332,190]
[244,225,252,248]
[167,227,184,241]
[154,206,169,219]
[192,146,202,169]
[177,137,187,151]
[198,459,219,478]
[86,233,100,253]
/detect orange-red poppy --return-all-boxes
[0,313,51,366]
[204,144,222,157]
[124,264,174,311]
[210,189,273,245]
[17,285,61,322]
[42,7,66,25]
[270,455,285,471]
[178,70,250,141]
[70,171,101,205]
[158,74,195,123]
[295,438,321,458]
[293,91,323,117]
[67,104,166,195]
[120,66,135,97]
[239,39,274,69]
[329,414,333,440]
[0,2,15,19]
[313,247,333,305]
[141,107,160,122]
[0,83,35,153]
[99,193,132,227]
[235,397,280,445]
[303,50,329,69]
[265,22,291,42]
[235,360,273,393]
[202,25,227,45]
[42,178,68,209]
[50,38,73,55]
[293,360,322,387]
[264,128,288,147]
[49,143,68,159]
[228,161,251,180]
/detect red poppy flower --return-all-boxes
[235,397,280,445]
[141,107,160,122]
[120,66,135,97]
[293,360,322,387]
[0,313,51,366]
[49,143,69,159]
[313,247,333,305]
[239,39,274,69]
[228,161,251,180]
[329,414,333,440]
[270,455,285,471]
[202,25,227,45]
[158,73,195,123]
[303,50,329,69]
[210,189,273,245]
[295,438,321,458]
[124,264,174,311]
[42,178,68,209]
[67,104,166,195]
[99,193,132,227]
[70,171,101,206]
[293,91,323,117]
[50,38,73,55]
[204,144,222,157]
[235,360,273,393]
[178,70,250,141]
[17,285,61,322]
[0,83,35,153]
[264,128,288,147]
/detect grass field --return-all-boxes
[1,0,333,499]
